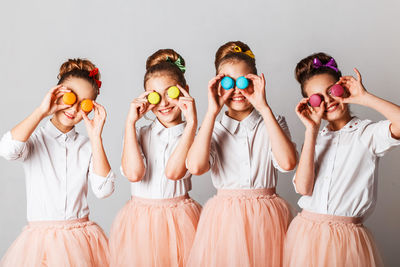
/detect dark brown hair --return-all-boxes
[295,52,342,97]
[144,49,187,88]
[214,41,257,75]
[57,58,101,96]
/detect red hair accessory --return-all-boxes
[89,68,102,92]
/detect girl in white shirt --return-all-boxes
[0,59,115,267]
[108,49,201,267]
[284,53,400,267]
[186,41,298,267]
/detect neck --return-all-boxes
[50,117,74,133]
[158,116,183,128]
[226,107,254,121]
[328,112,352,131]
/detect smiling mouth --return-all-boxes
[158,107,173,114]
[64,112,75,119]
[230,95,246,102]
[325,103,339,113]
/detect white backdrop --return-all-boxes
[0,0,399,265]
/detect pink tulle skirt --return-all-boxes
[187,188,293,267]
[109,194,201,267]
[284,210,383,267]
[0,217,109,267]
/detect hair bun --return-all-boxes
[145,49,185,71]
[58,58,100,80]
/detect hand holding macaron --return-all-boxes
[240,73,269,111]
[296,97,325,131]
[338,68,369,105]
[167,85,197,125]
[81,101,107,140]
[128,91,155,124]
[38,85,73,118]
[207,73,234,116]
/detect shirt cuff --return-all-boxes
[89,169,115,199]
[0,131,29,161]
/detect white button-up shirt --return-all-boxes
[0,121,115,221]
[123,119,192,199]
[296,117,400,218]
[209,110,293,190]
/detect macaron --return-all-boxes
[221,76,234,90]
[147,92,161,105]
[236,76,249,89]
[167,86,180,99]
[80,99,94,112]
[62,92,77,105]
[330,84,344,97]
[309,94,322,107]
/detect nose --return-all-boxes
[159,94,169,107]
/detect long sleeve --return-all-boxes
[0,131,31,161]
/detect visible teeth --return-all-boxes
[232,97,245,101]
[327,104,337,111]
[159,108,172,114]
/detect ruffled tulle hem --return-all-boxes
[284,210,383,267]
[187,188,292,267]
[0,217,109,267]
[109,194,201,267]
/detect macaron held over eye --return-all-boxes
[62,91,94,112]
[147,86,181,105]
[221,76,249,90]
[308,84,345,107]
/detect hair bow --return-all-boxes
[166,56,186,73]
[233,45,255,59]
[89,68,102,90]
[313,58,339,72]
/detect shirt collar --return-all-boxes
[320,116,361,136]
[45,120,77,141]
[151,119,186,139]
[221,109,261,135]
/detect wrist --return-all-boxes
[305,127,319,138]
[34,107,47,120]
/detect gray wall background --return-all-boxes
[1,0,399,265]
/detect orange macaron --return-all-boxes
[80,99,94,112]
[62,92,77,105]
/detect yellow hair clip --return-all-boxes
[233,45,255,59]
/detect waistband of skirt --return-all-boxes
[300,209,364,224]
[27,216,93,229]
[130,193,190,205]
[217,188,276,197]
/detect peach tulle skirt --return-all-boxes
[109,194,201,267]
[187,188,293,267]
[0,217,109,267]
[284,210,383,267]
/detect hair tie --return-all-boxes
[166,56,186,73]
[233,45,255,59]
[313,58,339,72]
[89,68,102,93]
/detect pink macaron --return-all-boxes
[309,94,322,107]
[330,84,344,97]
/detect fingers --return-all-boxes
[138,91,152,99]
[93,101,106,118]
[49,84,65,94]
[80,110,90,124]
[208,74,224,90]
[353,68,362,82]
[221,88,234,103]
[176,84,190,97]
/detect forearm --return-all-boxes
[294,130,317,195]
[165,121,197,180]
[11,108,44,142]
[121,122,146,181]
[360,93,400,138]
[186,111,216,175]
[90,136,111,177]
[259,106,297,170]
